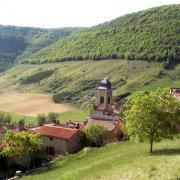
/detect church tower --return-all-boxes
[96,78,112,112]
[91,78,113,120]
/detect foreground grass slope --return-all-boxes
[2,60,180,106]
[24,5,180,63]
[23,139,180,180]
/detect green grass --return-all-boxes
[1,60,180,106]
[0,111,36,125]
[59,110,89,123]
[0,109,88,126]
[22,138,180,180]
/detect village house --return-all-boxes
[30,124,83,156]
[86,78,124,139]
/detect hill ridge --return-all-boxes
[21,4,180,64]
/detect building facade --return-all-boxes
[87,78,124,140]
[30,124,83,156]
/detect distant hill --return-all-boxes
[0,26,81,72]
[22,4,180,64]
[2,60,180,106]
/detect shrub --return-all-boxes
[47,112,59,124]
[37,114,46,126]
[85,125,110,147]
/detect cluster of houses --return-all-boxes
[0,79,179,159]
[0,78,124,158]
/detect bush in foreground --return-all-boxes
[85,125,109,147]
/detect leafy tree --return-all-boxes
[85,125,109,147]
[0,130,42,158]
[37,114,46,126]
[47,112,59,123]
[121,88,180,153]
[88,103,95,117]
[0,113,12,126]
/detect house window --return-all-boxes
[100,96,104,104]
[49,137,53,141]
[108,96,111,104]
[46,146,55,155]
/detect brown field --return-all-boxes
[0,79,75,117]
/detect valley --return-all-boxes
[0,92,74,117]
[0,76,74,117]
[0,4,179,180]
[0,60,179,108]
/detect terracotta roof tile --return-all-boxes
[29,124,79,140]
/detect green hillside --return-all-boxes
[0,26,81,72]
[22,139,180,180]
[23,5,180,64]
[2,60,180,106]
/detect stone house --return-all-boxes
[30,124,84,156]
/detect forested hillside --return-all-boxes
[0,26,81,72]
[22,5,180,64]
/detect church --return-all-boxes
[86,78,124,140]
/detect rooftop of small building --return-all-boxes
[29,124,80,140]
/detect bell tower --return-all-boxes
[96,78,112,112]
[91,78,114,120]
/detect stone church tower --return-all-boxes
[96,78,112,112]
[91,78,115,120]
[87,78,124,140]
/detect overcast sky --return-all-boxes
[0,0,179,28]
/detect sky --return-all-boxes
[0,0,179,28]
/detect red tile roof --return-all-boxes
[29,124,79,140]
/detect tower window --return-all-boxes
[100,96,104,104]
[108,96,111,104]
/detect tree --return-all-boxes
[0,113,12,126]
[121,88,180,153]
[37,114,46,126]
[47,112,59,123]
[85,125,109,147]
[0,130,42,158]
[88,103,94,117]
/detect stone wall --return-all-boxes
[42,136,68,155]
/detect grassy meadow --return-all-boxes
[0,59,179,125]
[22,138,180,180]
[1,60,180,106]
[0,109,88,126]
